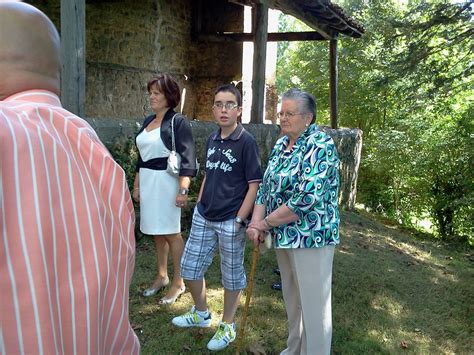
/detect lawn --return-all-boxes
[129,210,473,354]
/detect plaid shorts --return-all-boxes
[180,207,247,291]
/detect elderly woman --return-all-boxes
[247,88,340,355]
[134,74,198,304]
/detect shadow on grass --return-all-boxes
[332,210,473,354]
[130,210,473,354]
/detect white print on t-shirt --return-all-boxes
[222,149,237,163]
[206,147,237,172]
[207,147,216,158]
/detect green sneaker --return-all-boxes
[171,306,212,328]
[207,321,236,351]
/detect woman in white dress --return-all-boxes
[133,74,198,304]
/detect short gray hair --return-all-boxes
[282,88,317,124]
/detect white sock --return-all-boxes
[196,309,209,318]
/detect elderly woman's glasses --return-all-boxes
[213,102,239,111]
[276,111,305,120]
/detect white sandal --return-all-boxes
[158,285,186,305]
[142,278,169,297]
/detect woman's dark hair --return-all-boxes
[214,84,242,106]
[147,74,181,108]
[282,88,317,124]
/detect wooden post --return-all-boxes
[191,0,202,41]
[60,0,86,118]
[329,39,338,129]
[250,1,268,124]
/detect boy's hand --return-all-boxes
[234,222,242,232]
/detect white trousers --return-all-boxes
[276,246,335,355]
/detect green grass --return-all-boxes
[129,210,474,354]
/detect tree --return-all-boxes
[276,0,473,242]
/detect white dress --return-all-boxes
[136,127,180,235]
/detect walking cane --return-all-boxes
[236,244,260,354]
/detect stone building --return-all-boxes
[29,0,244,121]
[28,0,363,123]
[28,0,364,209]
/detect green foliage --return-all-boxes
[107,134,139,192]
[416,110,474,241]
[277,0,473,243]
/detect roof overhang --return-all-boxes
[230,0,364,39]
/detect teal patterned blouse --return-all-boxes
[255,124,340,248]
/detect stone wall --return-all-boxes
[320,127,363,210]
[96,118,362,210]
[28,0,243,121]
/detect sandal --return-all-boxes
[158,285,186,305]
[142,277,170,297]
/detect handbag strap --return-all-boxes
[170,113,178,151]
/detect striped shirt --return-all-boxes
[0,90,140,354]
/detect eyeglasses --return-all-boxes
[276,111,305,120]
[213,102,239,111]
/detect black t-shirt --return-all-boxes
[197,124,262,221]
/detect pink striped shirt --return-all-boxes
[0,90,140,354]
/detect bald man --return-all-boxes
[0,2,140,354]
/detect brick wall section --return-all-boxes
[28,0,243,121]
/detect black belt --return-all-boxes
[138,157,168,170]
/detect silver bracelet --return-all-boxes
[264,216,273,229]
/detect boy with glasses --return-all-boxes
[171,84,262,351]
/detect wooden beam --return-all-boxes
[60,0,86,118]
[250,1,268,124]
[198,31,326,42]
[273,1,335,39]
[228,0,255,6]
[191,0,202,41]
[329,39,338,129]
[231,0,364,38]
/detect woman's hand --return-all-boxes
[133,173,140,203]
[249,220,270,233]
[246,226,264,247]
[175,194,188,208]
[132,188,140,203]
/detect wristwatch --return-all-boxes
[178,188,189,195]
[235,216,246,226]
